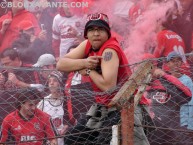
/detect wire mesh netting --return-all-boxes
[0,54,193,145]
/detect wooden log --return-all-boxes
[108,61,154,107]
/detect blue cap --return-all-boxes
[166,51,186,63]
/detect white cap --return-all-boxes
[33,54,56,67]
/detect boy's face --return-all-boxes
[48,76,60,93]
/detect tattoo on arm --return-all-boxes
[104,52,113,61]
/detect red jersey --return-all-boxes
[153,30,186,58]
[0,109,56,145]
[129,2,144,24]
[85,37,132,106]
[0,10,40,53]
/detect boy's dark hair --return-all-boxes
[0,47,20,60]
[15,88,42,109]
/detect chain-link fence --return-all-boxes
[0,54,193,145]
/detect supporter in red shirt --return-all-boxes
[57,12,149,145]
[153,16,186,58]
[0,0,40,53]
[129,0,153,24]
[0,88,57,145]
[153,29,186,58]
[129,1,144,24]
[153,11,190,77]
[0,48,44,127]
